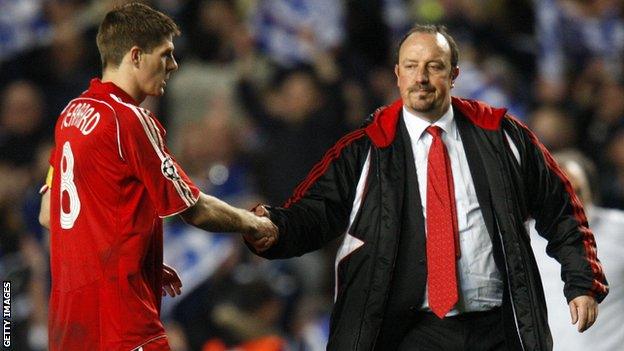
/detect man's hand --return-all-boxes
[569,295,598,332]
[243,205,278,252]
[162,263,182,297]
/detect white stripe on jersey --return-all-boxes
[131,105,195,206]
[130,334,167,351]
[136,108,196,206]
[58,97,124,159]
[134,108,195,206]
[115,116,124,160]
[110,94,196,207]
[139,108,165,150]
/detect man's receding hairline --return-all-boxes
[435,32,452,52]
[397,31,453,62]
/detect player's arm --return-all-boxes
[38,166,53,229]
[39,192,50,229]
[179,192,277,251]
[116,107,277,247]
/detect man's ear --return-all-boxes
[451,66,460,80]
[394,64,400,87]
[129,46,142,67]
[451,66,460,87]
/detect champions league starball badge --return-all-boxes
[161,156,181,181]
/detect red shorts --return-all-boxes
[134,336,170,351]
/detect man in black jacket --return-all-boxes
[245,25,608,350]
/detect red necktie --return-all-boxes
[425,125,459,318]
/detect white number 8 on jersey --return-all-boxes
[60,141,81,229]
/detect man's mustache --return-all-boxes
[408,85,434,93]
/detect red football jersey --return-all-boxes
[48,79,200,350]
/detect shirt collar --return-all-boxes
[402,105,458,141]
[88,78,138,105]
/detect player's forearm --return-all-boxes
[39,191,50,229]
[181,193,255,233]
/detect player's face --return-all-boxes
[395,32,458,121]
[137,36,178,97]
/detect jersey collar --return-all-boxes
[88,78,138,106]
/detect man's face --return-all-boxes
[136,36,178,97]
[395,32,458,120]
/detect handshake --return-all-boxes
[180,194,278,252]
[243,204,278,252]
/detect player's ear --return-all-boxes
[129,46,142,68]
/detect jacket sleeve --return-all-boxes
[504,116,609,303]
[250,129,370,259]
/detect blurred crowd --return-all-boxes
[0,0,622,350]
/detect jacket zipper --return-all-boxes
[496,219,526,351]
[367,147,385,350]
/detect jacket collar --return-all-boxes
[365,97,507,147]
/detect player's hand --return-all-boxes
[569,295,598,332]
[243,205,278,252]
[162,263,182,297]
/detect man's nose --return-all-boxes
[415,67,429,83]
[168,57,178,72]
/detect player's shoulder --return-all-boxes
[103,93,154,126]
[62,92,117,118]
[101,93,141,117]
[102,93,166,141]
[56,92,119,135]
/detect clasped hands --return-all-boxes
[243,204,278,252]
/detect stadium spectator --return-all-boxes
[536,0,624,103]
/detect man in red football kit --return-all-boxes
[38,3,277,350]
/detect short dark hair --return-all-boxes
[96,2,180,69]
[395,24,459,68]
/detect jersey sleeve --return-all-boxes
[118,105,200,217]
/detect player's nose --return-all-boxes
[167,56,178,72]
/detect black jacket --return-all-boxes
[254,97,609,351]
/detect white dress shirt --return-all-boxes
[402,106,504,315]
